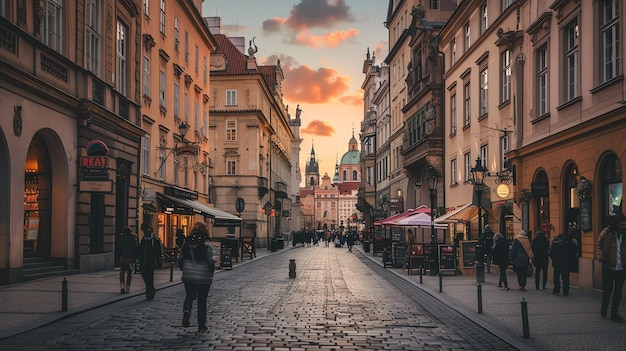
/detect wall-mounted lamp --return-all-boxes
[80,108,92,127]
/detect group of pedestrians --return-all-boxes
[117,225,164,299]
[486,214,626,323]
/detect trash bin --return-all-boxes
[363,241,370,252]
[270,238,277,252]
[276,237,284,250]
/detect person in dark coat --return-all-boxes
[597,214,626,321]
[179,221,215,332]
[532,231,550,290]
[549,233,577,296]
[118,226,138,294]
[138,227,163,300]
[483,225,494,273]
[491,232,510,290]
[510,229,533,291]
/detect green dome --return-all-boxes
[340,150,360,165]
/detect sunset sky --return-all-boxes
[203,0,388,185]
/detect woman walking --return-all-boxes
[118,226,138,294]
[179,222,216,332]
[491,232,510,290]
[510,229,534,291]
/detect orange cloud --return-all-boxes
[301,120,335,136]
[282,64,350,104]
[339,91,363,106]
[295,28,359,48]
[262,17,286,33]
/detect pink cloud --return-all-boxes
[339,91,363,106]
[301,120,335,136]
[295,28,359,48]
[282,64,350,104]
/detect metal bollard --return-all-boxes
[170,260,174,282]
[521,298,530,338]
[477,283,483,314]
[289,259,296,278]
[61,278,68,312]
[439,271,443,293]
[419,266,423,284]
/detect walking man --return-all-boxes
[598,214,626,322]
[138,226,163,300]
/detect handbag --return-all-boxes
[526,261,534,278]
[119,257,133,265]
[181,249,212,284]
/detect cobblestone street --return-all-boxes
[2,245,516,350]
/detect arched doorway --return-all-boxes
[562,162,580,273]
[0,130,9,282]
[532,170,551,239]
[23,134,52,257]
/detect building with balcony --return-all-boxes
[207,19,299,248]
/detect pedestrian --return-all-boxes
[483,225,494,273]
[510,229,533,291]
[118,226,138,294]
[597,214,626,322]
[531,230,550,290]
[138,226,163,300]
[549,233,577,296]
[346,232,355,252]
[491,232,510,290]
[179,221,216,332]
[176,229,186,250]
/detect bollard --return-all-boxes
[439,271,443,293]
[477,283,483,314]
[419,266,423,284]
[170,260,174,282]
[61,277,68,312]
[289,259,296,278]
[521,298,530,338]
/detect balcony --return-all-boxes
[257,177,269,198]
[274,181,288,199]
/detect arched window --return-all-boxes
[352,170,358,180]
[601,154,622,226]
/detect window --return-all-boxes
[501,49,511,103]
[184,31,189,63]
[143,0,149,15]
[451,39,457,65]
[407,107,428,146]
[116,21,128,94]
[226,160,237,175]
[226,120,237,141]
[464,152,471,182]
[343,170,347,181]
[226,89,237,106]
[142,56,150,97]
[366,166,373,185]
[564,18,579,101]
[451,159,457,185]
[142,135,150,175]
[159,0,165,34]
[464,23,471,51]
[480,68,488,117]
[42,0,63,52]
[501,133,509,170]
[502,0,514,12]
[480,145,488,172]
[480,3,488,34]
[202,109,207,139]
[174,158,179,185]
[450,94,457,134]
[193,170,198,191]
[352,170,358,181]
[174,18,179,52]
[159,70,166,107]
[601,0,619,83]
[430,0,439,9]
[174,81,180,118]
[464,82,471,127]
[159,141,166,181]
[184,92,189,122]
[537,44,548,117]
[86,0,101,75]
[195,45,199,76]
[194,101,199,132]
[203,57,207,84]
[0,0,5,17]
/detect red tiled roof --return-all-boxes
[337,182,360,194]
[212,34,251,76]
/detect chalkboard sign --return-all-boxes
[393,242,407,269]
[438,244,456,271]
[580,199,591,231]
[391,227,403,241]
[461,241,478,268]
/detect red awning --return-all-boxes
[375,205,431,226]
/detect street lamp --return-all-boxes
[263,201,274,251]
[470,157,487,283]
[425,166,439,276]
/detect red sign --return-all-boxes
[81,156,108,168]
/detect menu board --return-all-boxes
[393,242,407,269]
[391,227,403,241]
[207,241,221,269]
[461,241,478,268]
[580,200,591,231]
[438,244,456,271]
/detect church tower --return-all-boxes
[304,142,320,189]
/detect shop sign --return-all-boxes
[531,182,549,197]
[496,183,510,198]
[79,180,113,193]
[81,156,109,180]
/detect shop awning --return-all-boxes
[395,212,447,228]
[435,203,477,224]
[158,193,241,222]
[375,205,430,226]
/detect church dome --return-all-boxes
[340,150,360,165]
